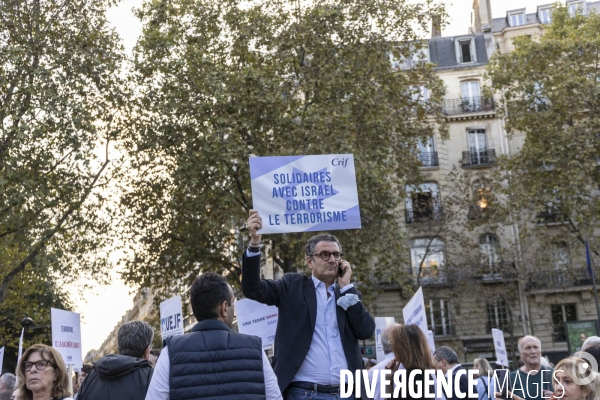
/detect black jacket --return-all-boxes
[77,354,153,400]
[444,365,478,400]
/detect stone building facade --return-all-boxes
[368,0,600,366]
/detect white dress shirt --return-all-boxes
[292,275,353,385]
[144,346,282,400]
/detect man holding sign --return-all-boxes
[243,210,375,399]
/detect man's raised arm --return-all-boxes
[241,209,283,306]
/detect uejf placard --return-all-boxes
[249,154,361,234]
[160,295,184,340]
[51,308,83,368]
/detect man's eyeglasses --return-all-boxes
[23,360,54,372]
[311,251,343,261]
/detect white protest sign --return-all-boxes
[17,328,24,365]
[427,330,436,354]
[375,317,396,363]
[235,298,278,348]
[249,154,361,233]
[492,328,509,367]
[51,308,82,367]
[402,287,428,338]
[0,346,4,373]
[160,295,184,340]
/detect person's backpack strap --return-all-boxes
[479,377,489,400]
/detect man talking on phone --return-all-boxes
[242,209,375,400]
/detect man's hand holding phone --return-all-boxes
[337,259,352,288]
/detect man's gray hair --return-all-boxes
[517,335,542,352]
[433,346,459,364]
[117,320,154,358]
[582,336,600,351]
[305,234,342,257]
[381,323,400,355]
[0,373,16,391]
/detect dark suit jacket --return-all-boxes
[446,365,478,400]
[242,252,375,393]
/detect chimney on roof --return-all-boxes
[472,0,493,33]
[431,14,442,38]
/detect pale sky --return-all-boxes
[74,0,554,357]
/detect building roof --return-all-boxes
[492,1,600,32]
[428,34,489,70]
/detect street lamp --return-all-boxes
[20,314,51,343]
[21,314,35,331]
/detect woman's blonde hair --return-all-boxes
[474,358,493,377]
[389,324,434,370]
[16,344,71,400]
[554,356,599,400]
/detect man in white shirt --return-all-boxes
[145,272,282,400]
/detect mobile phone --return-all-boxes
[496,369,510,399]
[338,261,345,277]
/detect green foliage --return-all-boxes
[0,0,127,315]
[485,5,600,260]
[0,251,72,373]
[119,0,448,300]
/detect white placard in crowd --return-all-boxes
[235,298,278,348]
[0,346,4,373]
[17,328,24,364]
[427,330,436,354]
[51,308,83,367]
[249,154,362,234]
[375,317,396,363]
[402,287,428,338]
[160,295,184,340]
[492,328,509,367]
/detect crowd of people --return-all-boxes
[2,209,600,400]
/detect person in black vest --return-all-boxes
[77,321,154,400]
[145,272,282,400]
[243,210,375,399]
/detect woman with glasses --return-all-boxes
[16,344,73,400]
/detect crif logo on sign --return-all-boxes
[249,154,361,234]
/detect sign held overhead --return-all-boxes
[249,154,361,234]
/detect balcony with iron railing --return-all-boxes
[405,205,443,224]
[536,209,568,225]
[405,266,451,285]
[461,149,496,168]
[526,268,599,290]
[443,96,495,115]
[477,261,518,282]
[404,262,517,284]
[418,151,439,168]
